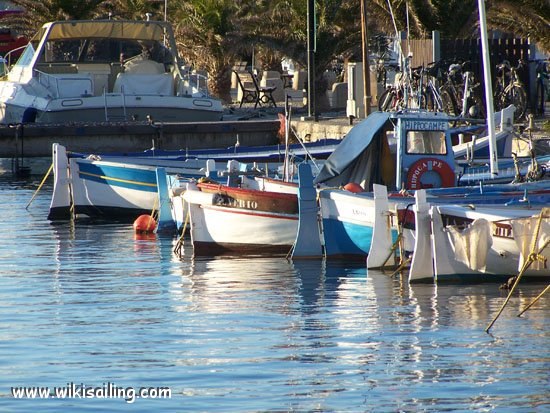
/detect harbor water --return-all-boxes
[0,174,548,412]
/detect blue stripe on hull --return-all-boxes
[322,218,373,257]
[77,162,158,192]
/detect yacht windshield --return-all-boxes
[13,43,35,67]
[33,37,173,67]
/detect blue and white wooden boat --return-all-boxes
[47,135,339,221]
[314,106,518,191]
[316,180,550,261]
[306,107,547,260]
[84,138,341,164]
[48,143,220,220]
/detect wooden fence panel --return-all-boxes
[403,39,434,67]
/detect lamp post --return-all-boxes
[361,0,371,116]
[307,0,316,120]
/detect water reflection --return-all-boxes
[2,179,549,412]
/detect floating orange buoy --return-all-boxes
[343,182,364,193]
[133,214,157,233]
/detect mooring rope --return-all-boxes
[25,163,53,210]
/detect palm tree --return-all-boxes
[0,0,108,38]
[239,0,362,112]
[1,0,168,38]
[367,0,549,53]
[486,0,550,53]
[97,0,165,21]
[170,0,242,103]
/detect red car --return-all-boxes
[0,2,27,62]
[0,27,27,61]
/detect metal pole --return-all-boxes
[361,0,371,116]
[307,0,316,119]
[478,0,498,176]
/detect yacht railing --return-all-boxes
[2,45,27,69]
[35,70,94,98]
[180,68,211,97]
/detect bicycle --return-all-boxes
[420,60,459,115]
[437,61,475,118]
[534,59,548,116]
[377,58,424,112]
[494,59,527,121]
[459,68,485,119]
[377,67,411,111]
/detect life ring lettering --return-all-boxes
[406,157,455,190]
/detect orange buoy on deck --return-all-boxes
[343,182,364,193]
[133,214,157,233]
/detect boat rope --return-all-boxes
[25,162,53,210]
[68,165,76,220]
[289,126,321,173]
[485,209,549,332]
[173,199,189,257]
[390,256,411,277]
[381,231,402,270]
[149,195,159,221]
[517,283,550,317]
[285,244,293,261]
[379,209,404,270]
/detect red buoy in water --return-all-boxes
[343,182,364,193]
[133,214,157,233]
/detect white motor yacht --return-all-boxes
[0,19,223,123]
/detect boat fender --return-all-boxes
[405,158,455,190]
[22,107,37,123]
[133,214,157,233]
[343,182,364,193]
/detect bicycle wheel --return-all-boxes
[502,84,527,121]
[378,88,397,111]
[439,87,459,117]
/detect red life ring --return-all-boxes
[406,157,455,190]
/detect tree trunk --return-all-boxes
[209,65,232,104]
[315,75,331,113]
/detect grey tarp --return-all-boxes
[314,111,391,186]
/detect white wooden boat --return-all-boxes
[409,202,550,282]
[182,180,299,255]
[0,19,222,123]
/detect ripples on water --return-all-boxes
[0,175,548,412]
